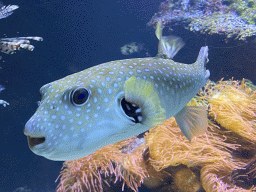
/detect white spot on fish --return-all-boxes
[106,76,110,81]
[80,128,85,132]
[98,88,102,94]
[113,82,118,88]
[104,108,110,112]
[108,88,113,95]
[76,108,82,111]
[69,119,74,124]
[104,97,109,103]
[67,110,72,115]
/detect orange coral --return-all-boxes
[56,78,256,192]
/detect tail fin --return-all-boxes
[195,46,209,68]
[195,46,210,79]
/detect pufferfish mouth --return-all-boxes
[27,136,46,148]
[24,129,46,148]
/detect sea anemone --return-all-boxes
[56,137,149,192]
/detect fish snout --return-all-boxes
[24,118,46,150]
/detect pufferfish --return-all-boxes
[24,22,210,161]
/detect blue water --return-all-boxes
[0,0,255,192]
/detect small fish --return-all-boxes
[0,2,19,20]
[24,22,210,161]
[0,37,43,54]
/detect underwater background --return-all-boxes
[0,0,255,192]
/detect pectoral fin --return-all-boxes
[124,76,166,127]
[174,106,208,141]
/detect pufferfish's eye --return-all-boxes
[70,87,90,106]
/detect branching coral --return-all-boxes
[56,78,256,192]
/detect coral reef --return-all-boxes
[148,0,256,40]
[56,78,256,192]
[226,0,256,25]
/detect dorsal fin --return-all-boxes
[155,21,185,59]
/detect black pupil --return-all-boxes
[72,88,89,105]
